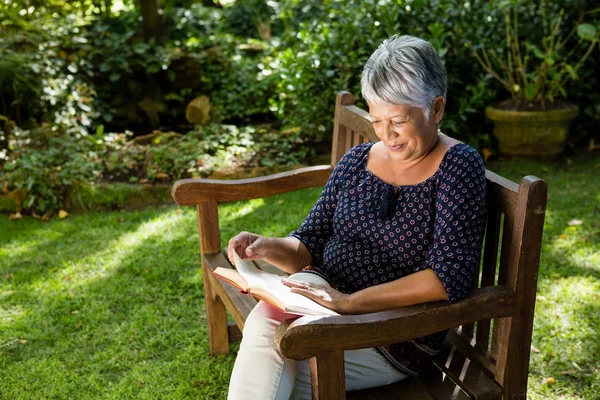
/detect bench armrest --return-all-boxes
[275,286,514,359]
[171,165,332,205]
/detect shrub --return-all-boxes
[0,122,315,214]
[0,126,98,213]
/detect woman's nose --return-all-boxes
[384,123,397,139]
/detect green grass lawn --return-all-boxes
[1,151,598,399]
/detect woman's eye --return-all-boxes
[372,120,381,125]
[393,121,405,126]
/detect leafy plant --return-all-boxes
[470,0,599,108]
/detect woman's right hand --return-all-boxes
[227,231,273,263]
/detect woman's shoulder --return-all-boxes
[439,137,485,171]
[335,142,374,169]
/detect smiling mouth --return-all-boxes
[389,143,406,151]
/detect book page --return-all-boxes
[232,252,338,316]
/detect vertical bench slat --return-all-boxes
[353,131,362,148]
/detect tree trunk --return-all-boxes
[139,0,164,44]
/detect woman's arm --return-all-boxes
[342,269,448,313]
[284,267,447,314]
[228,233,312,275]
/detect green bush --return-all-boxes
[0,126,98,213]
[0,122,314,213]
[270,0,598,148]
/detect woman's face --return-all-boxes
[368,99,444,163]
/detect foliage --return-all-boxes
[1,126,98,213]
[270,0,502,146]
[470,0,600,108]
[0,123,312,213]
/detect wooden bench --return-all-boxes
[171,92,547,400]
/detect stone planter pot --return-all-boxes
[485,104,579,158]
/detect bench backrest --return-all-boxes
[331,91,547,399]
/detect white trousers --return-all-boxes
[227,301,408,400]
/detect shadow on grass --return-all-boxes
[0,212,155,289]
[0,206,237,399]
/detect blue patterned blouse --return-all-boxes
[290,141,487,376]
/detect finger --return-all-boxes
[281,278,308,289]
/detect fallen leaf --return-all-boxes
[155,172,170,179]
[277,200,284,205]
[58,210,69,219]
[5,273,13,281]
[531,345,541,353]
[32,212,42,220]
[543,377,555,385]
[9,212,22,220]
[19,339,28,344]
[42,211,53,221]
[572,361,583,370]
[140,178,149,184]
[71,310,79,315]
[568,219,583,226]
[559,234,567,239]
[560,370,577,375]
[64,275,72,281]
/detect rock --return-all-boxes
[186,95,211,126]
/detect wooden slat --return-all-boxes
[486,174,517,219]
[338,104,379,142]
[277,286,515,360]
[344,128,353,151]
[475,210,503,350]
[227,321,243,343]
[331,92,356,165]
[497,214,514,286]
[310,350,345,400]
[172,165,332,205]
[204,252,258,331]
[432,341,502,400]
[420,362,472,400]
[353,131,361,148]
[446,329,497,378]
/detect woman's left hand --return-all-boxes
[281,278,351,314]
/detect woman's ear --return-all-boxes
[433,96,445,124]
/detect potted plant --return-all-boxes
[471,1,599,158]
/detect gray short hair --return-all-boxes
[361,35,447,120]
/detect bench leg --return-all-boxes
[203,258,230,355]
[310,350,346,400]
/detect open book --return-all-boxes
[212,252,339,316]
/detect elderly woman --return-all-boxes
[226,35,487,399]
